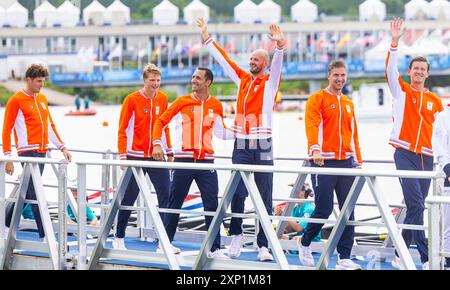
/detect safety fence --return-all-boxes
[0,150,448,270]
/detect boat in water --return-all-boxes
[65,109,97,117]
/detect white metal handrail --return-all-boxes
[0,155,446,270]
[426,195,450,270]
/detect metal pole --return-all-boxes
[77,164,87,270]
[101,151,111,222]
[428,202,442,269]
[57,162,68,270]
[0,161,6,252]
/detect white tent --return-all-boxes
[153,0,179,25]
[0,0,15,9]
[428,0,450,20]
[258,0,281,24]
[359,0,386,22]
[106,0,131,26]
[291,0,318,23]
[83,0,107,26]
[34,1,58,28]
[5,1,28,28]
[184,0,209,25]
[57,1,80,27]
[234,0,258,24]
[405,0,430,20]
[0,6,6,27]
[404,36,449,56]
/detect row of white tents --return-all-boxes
[0,0,131,28]
[1,0,450,28]
[155,0,450,25]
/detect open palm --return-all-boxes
[391,17,406,40]
[268,24,285,44]
[196,18,207,34]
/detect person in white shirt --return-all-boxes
[432,103,450,269]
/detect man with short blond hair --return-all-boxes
[299,59,363,270]
[112,63,173,250]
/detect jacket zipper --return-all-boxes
[148,98,153,157]
[337,95,342,159]
[198,100,204,159]
[243,78,256,136]
[33,96,45,151]
[414,92,424,153]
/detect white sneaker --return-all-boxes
[391,256,404,270]
[422,262,429,270]
[298,245,315,267]
[112,237,127,250]
[156,244,181,255]
[257,247,274,261]
[228,234,243,258]
[336,259,362,270]
[207,249,231,260]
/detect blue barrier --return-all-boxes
[51,56,450,85]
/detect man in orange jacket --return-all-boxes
[2,64,72,239]
[197,18,285,262]
[299,60,362,270]
[387,18,444,270]
[153,67,234,259]
[112,64,173,250]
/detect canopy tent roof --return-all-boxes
[183,0,210,25]
[291,0,318,23]
[5,1,28,28]
[258,0,281,24]
[106,0,131,25]
[34,1,58,27]
[57,1,80,27]
[234,0,258,24]
[153,0,180,25]
[83,0,107,26]
[428,0,450,20]
[359,0,386,22]
[405,0,431,20]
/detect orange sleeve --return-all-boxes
[2,96,19,156]
[305,93,322,155]
[47,109,65,151]
[153,98,182,147]
[117,96,134,160]
[352,111,363,165]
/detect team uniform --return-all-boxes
[302,88,363,260]
[386,44,444,263]
[2,90,67,238]
[115,89,172,238]
[204,37,284,249]
[153,94,234,253]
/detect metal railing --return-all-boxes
[426,193,450,270]
[0,151,447,270]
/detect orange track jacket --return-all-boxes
[118,89,172,160]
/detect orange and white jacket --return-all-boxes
[204,38,284,139]
[2,90,65,156]
[153,95,234,160]
[386,44,444,156]
[305,88,363,166]
[118,89,172,160]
